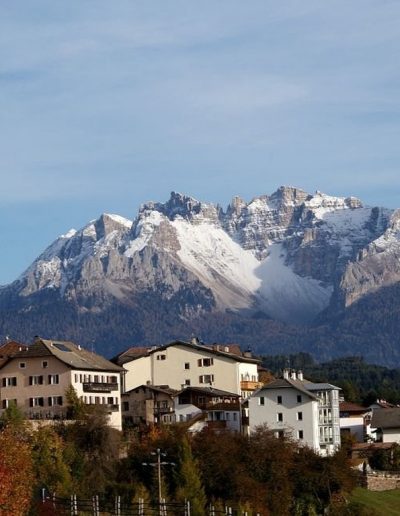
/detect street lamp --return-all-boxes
[142,448,175,514]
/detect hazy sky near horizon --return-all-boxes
[1,1,400,284]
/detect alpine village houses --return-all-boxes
[0,337,346,455]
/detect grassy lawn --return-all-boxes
[350,487,400,515]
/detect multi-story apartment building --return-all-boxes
[0,337,123,430]
[113,339,261,397]
[248,370,341,455]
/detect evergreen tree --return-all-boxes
[175,438,206,516]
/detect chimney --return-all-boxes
[283,369,290,380]
[243,346,252,358]
[290,369,297,380]
[297,370,304,381]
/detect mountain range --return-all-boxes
[1,186,400,366]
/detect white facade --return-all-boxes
[248,375,341,456]
[121,342,259,395]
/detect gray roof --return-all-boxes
[1,338,123,372]
[371,408,400,430]
[304,382,341,391]
[257,378,321,401]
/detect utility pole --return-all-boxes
[142,448,175,515]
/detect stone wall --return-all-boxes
[364,471,400,491]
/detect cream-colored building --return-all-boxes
[0,338,123,430]
[114,340,261,397]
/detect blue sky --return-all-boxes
[1,1,400,284]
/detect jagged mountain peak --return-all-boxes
[139,191,220,223]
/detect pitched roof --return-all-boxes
[340,401,370,414]
[0,340,25,367]
[112,340,260,366]
[175,386,240,398]
[0,338,123,372]
[124,384,178,396]
[371,408,400,430]
[257,378,319,401]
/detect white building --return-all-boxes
[0,337,123,430]
[339,401,372,442]
[371,408,400,443]
[114,340,261,397]
[248,370,341,455]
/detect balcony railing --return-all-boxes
[240,380,263,391]
[82,382,119,393]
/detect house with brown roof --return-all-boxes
[113,339,261,397]
[122,384,177,426]
[339,401,372,442]
[174,386,241,432]
[0,337,124,430]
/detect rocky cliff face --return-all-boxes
[3,186,397,326]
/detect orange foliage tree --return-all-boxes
[0,428,34,515]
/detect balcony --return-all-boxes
[82,382,118,393]
[240,380,263,391]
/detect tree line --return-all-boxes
[0,387,364,516]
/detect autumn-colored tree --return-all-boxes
[246,425,295,515]
[175,438,206,516]
[0,428,34,515]
[31,425,73,496]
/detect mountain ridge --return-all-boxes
[1,186,399,365]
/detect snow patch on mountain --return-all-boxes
[125,211,165,257]
[255,244,333,323]
[172,217,260,309]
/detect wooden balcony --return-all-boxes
[82,382,119,393]
[240,380,263,391]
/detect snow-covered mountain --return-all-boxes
[3,185,400,364]
[2,186,396,328]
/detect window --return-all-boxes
[277,412,283,422]
[297,411,303,421]
[48,396,63,406]
[29,397,44,407]
[48,374,59,385]
[277,395,282,404]
[184,362,190,370]
[123,401,129,411]
[199,374,214,384]
[2,399,17,409]
[42,361,48,368]
[157,354,166,361]
[298,430,304,439]
[275,430,284,439]
[29,375,43,386]
[297,395,302,403]
[197,358,214,367]
[2,377,17,387]
[259,397,265,406]
[185,379,191,386]
[233,413,237,421]
[19,362,26,369]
